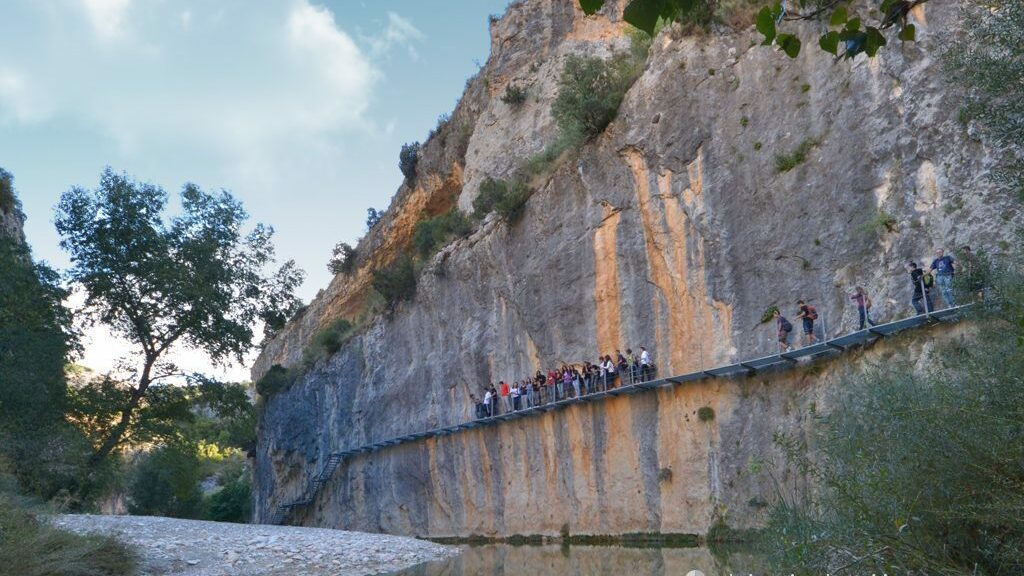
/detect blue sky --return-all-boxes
[0,0,509,377]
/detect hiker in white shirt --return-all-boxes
[639,347,652,382]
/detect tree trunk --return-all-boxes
[87,358,154,467]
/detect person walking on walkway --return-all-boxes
[774,309,794,352]
[603,355,617,389]
[850,286,877,330]
[571,367,582,398]
[930,248,956,308]
[484,386,494,417]
[510,380,521,411]
[500,381,511,412]
[907,261,933,315]
[639,347,653,382]
[795,300,818,346]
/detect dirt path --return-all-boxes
[52,515,455,576]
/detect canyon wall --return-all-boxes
[254,0,1019,537]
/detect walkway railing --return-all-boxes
[267,303,972,525]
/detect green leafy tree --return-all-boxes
[372,255,417,306]
[328,241,357,275]
[0,175,89,499]
[54,168,303,468]
[579,0,926,60]
[127,444,204,518]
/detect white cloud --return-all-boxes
[80,0,133,41]
[0,67,50,123]
[367,12,425,60]
[179,9,192,30]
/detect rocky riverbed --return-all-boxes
[52,515,455,576]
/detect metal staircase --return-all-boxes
[265,304,972,525]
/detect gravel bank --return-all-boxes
[51,515,456,576]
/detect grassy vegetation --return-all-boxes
[857,208,899,236]
[412,208,473,257]
[0,485,135,576]
[773,138,817,173]
[307,317,354,358]
[551,51,645,141]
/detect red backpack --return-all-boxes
[807,305,819,320]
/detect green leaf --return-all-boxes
[829,5,848,27]
[898,23,916,42]
[846,17,861,31]
[623,0,666,35]
[879,0,895,16]
[579,0,606,15]
[864,26,887,56]
[819,31,840,55]
[777,33,802,58]
[756,6,777,45]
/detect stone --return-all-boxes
[253,0,1021,540]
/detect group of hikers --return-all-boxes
[470,245,980,419]
[773,247,972,352]
[471,348,655,418]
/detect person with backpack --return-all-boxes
[500,380,511,412]
[930,248,956,308]
[907,261,934,315]
[483,386,494,417]
[795,300,818,346]
[774,309,794,352]
[850,286,877,330]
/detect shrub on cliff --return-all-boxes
[473,178,532,224]
[398,142,420,181]
[551,52,644,140]
[255,364,295,398]
[372,255,417,307]
[328,241,357,275]
[413,208,473,257]
[760,250,1024,574]
[309,317,353,357]
[500,83,527,106]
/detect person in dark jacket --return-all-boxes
[774,309,794,352]
[907,261,933,315]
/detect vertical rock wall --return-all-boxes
[255,0,1020,536]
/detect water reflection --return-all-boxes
[391,544,764,576]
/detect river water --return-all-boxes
[391,544,766,576]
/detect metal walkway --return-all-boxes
[267,303,972,525]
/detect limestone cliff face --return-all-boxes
[0,197,25,243]
[254,0,1020,536]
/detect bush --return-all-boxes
[773,138,818,173]
[697,406,715,422]
[205,472,251,524]
[327,242,357,275]
[760,255,1024,574]
[365,207,382,229]
[472,178,533,223]
[309,317,353,357]
[501,83,527,106]
[255,364,296,398]
[399,142,420,180]
[372,255,417,307]
[0,488,135,576]
[412,208,473,257]
[127,444,204,519]
[551,52,645,140]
